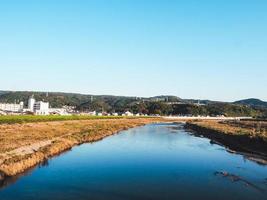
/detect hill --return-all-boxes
[0,91,266,117]
[234,98,267,108]
[0,91,140,112]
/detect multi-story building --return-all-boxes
[34,101,49,115]
[0,96,72,116]
[28,96,49,115]
[28,96,36,112]
[0,102,24,112]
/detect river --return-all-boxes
[0,123,266,200]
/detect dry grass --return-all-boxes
[222,120,267,132]
[0,118,160,176]
[188,120,267,139]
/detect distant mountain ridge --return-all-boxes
[0,90,266,118]
[0,90,265,107]
[234,98,267,108]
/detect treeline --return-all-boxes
[0,91,266,118]
[79,101,263,117]
[129,102,262,117]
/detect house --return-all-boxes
[124,111,133,116]
[112,112,118,116]
[49,108,70,116]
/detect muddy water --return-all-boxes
[0,123,266,200]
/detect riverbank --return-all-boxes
[185,120,267,163]
[0,118,160,178]
[2,123,266,200]
[2,117,266,179]
[0,115,130,125]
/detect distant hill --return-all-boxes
[183,99,222,105]
[0,91,92,108]
[234,98,267,108]
[148,95,183,102]
[0,90,266,117]
[0,91,138,109]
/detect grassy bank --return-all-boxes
[0,115,145,125]
[186,120,267,140]
[185,120,267,162]
[0,118,160,177]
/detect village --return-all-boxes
[0,95,141,117]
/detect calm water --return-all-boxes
[1,123,267,200]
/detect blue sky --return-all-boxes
[0,0,266,101]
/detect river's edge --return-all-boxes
[2,119,266,180]
[0,119,160,179]
[185,122,267,163]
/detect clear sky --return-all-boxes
[0,0,266,101]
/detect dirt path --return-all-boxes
[0,132,75,165]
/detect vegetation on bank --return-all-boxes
[0,118,160,176]
[0,115,139,125]
[185,120,267,163]
[187,120,267,140]
[186,120,267,165]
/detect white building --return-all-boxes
[27,96,49,115]
[112,112,118,116]
[28,96,36,112]
[34,101,49,115]
[124,111,134,116]
[0,102,24,112]
[49,108,70,115]
[62,106,76,114]
[89,111,97,116]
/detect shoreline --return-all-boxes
[0,118,160,179]
[185,122,267,163]
[1,118,266,181]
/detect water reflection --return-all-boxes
[0,123,266,200]
[186,125,267,166]
[0,160,50,189]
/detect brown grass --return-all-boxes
[187,120,267,140]
[0,118,161,176]
[185,120,267,163]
